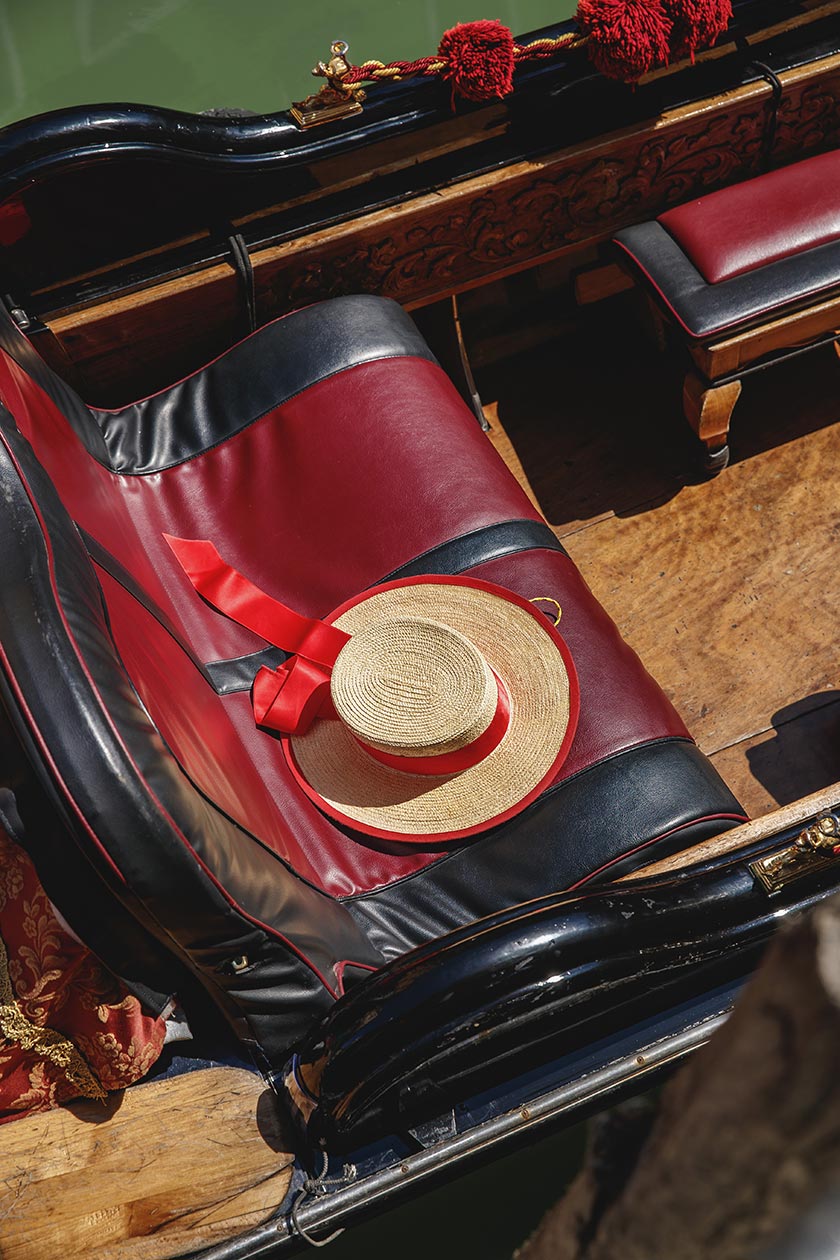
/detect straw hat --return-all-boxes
[283,575,578,842]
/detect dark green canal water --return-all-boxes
[0,0,580,128]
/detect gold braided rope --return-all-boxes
[350,58,447,81]
[0,930,106,1102]
[346,31,588,86]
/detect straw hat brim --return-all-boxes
[282,575,579,842]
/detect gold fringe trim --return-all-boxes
[0,930,106,1102]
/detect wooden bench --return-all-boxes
[613,148,840,471]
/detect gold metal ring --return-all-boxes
[529,596,562,626]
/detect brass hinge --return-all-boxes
[750,812,840,895]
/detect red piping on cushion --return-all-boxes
[0,430,339,999]
[334,959,379,996]
[565,811,749,891]
[613,238,840,344]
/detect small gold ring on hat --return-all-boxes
[529,596,562,626]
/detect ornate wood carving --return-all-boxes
[53,54,840,403]
[257,63,840,317]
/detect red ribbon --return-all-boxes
[165,536,513,769]
[164,535,348,735]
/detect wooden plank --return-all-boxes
[478,308,694,538]
[621,779,840,880]
[563,368,840,756]
[574,264,634,306]
[484,327,840,825]
[0,1066,294,1260]
[695,292,840,380]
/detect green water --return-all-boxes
[0,0,579,130]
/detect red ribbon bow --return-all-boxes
[164,535,349,736]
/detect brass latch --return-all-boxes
[750,812,840,894]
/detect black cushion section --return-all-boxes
[345,738,744,960]
[380,518,567,579]
[0,296,438,474]
[614,221,840,342]
[0,411,381,1062]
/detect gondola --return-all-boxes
[0,3,839,1256]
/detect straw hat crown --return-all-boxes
[331,617,499,758]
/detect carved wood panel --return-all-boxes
[54,56,840,402]
[256,64,840,317]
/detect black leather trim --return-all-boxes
[379,518,567,580]
[0,411,381,1062]
[81,526,217,683]
[613,222,840,342]
[0,296,438,474]
[346,738,746,960]
[204,648,288,695]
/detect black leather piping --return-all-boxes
[613,223,840,342]
[0,296,439,474]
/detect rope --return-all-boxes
[341,32,587,89]
[289,1151,357,1248]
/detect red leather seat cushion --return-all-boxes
[0,335,691,899]
[658,149,840,285]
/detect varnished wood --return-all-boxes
[693,292,840,380]
[0,1066,294,1259]
[621,779,840,879]
[481,301,840,817]
[562,408,840,765]
[48,51,840,405]
[683,371,742,452]
[573,263,634,306]
[709,695,840,817]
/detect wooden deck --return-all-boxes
[0,1066,294,1259]
[480,290,840,818]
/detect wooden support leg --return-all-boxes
[682,371,742,473]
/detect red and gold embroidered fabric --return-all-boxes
[0,827,166,1122]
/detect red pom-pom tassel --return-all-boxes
[438,19,516,102]
[577,0,672,82]
[663,0,732,59]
